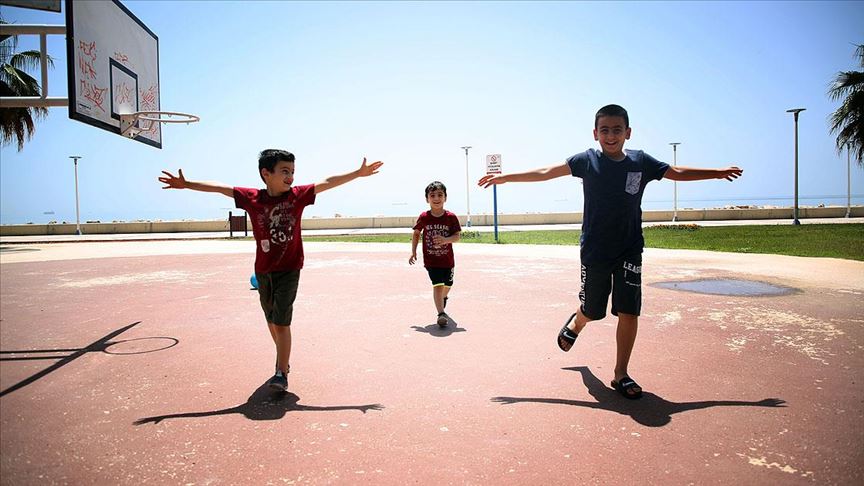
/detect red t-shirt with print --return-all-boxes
[234,184,316,274]
[413,210,461,268]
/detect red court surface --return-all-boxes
[1,240,863,485]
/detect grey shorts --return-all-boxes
[256,270,301,326]
[579,256,642,320]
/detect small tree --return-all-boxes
[0,18,55,151]
[828,43,864,167]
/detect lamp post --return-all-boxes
[847,145,852,218]
[460,146,472,227]
[786,108,805,225]
[669,142,681,222]
[69,155,82,235]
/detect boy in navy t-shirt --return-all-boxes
[159,150,383,392]
[478,104,742,399]
[409,181,462,327]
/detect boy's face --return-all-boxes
[261,160,295,193]
[593,115,631,157]
[426,189,447,210]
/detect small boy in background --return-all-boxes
[409,181,462,327]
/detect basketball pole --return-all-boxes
[0,24,68,109]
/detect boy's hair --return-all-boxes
[258,149,295,180]
[595,104,629,128]
[425,181,447,198]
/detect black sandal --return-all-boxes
[557,313,579,352]
[611,376,643,399]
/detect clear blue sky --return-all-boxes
[1,0,862,224]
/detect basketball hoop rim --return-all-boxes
[123,111,200,123]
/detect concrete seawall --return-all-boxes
[2,206,862,236]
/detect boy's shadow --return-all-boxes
[410,318,466,337]
[134,383,384,425]
[491,366,785,427]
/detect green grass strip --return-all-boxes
[302,223,864,261]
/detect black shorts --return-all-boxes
[579,255,642,320]
[256,270,301,326]
[426,267,454,287]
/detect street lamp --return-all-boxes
[786,108,805,225]
[69,155,82,235]
[460,146,472,227]
[669,142,681,222]
[846,144,852,218]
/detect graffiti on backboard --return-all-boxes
[77,39,107,113]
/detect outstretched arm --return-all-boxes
[315,157,384,194]
[158,169,234,197]
[477,162,571,188]
[664,166,743,182]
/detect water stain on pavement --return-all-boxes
[651,278,797,296]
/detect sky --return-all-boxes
[1,0,862,225]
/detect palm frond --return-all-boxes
[828,44,864,166]
[0,78,12,96]
[10,50,54,71]
[0,106,36,151]
[0,17,18,50]
[1,64,42,96]
[0,18,19,59]
[0,16,51,151]
[827,71,864,101]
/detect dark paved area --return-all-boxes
[1,242,862,484]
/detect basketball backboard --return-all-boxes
[65,0,162,148]
[0,0,61,13]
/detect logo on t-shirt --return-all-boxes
[625,172,642,195]
[268,202,296,245]
[425,224,451,257]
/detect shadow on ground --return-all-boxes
[0,322,177,397]
[410,315,466,337]
[491,366,786,427]
[134,384,384,425]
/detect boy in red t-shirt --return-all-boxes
[409,181,462,328]
[159,149,383,391]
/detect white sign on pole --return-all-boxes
[486,154,502,174]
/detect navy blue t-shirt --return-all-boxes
[567,149,669,264]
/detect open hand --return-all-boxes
[478,174,506,188]
[358,157,384,177]
[158,169,188,189]
[718,166,743,181]
[409,253,417,265]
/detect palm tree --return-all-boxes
[828,43,864,167]
[1,18,54,151]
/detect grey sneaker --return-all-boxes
[437,312,449,328]
[268,371,288,391]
